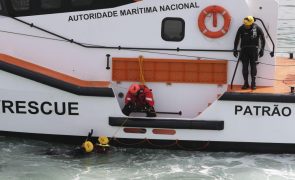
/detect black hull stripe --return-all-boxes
[112,138,295,154]
[219,92,295,103]
[0,61,114,97]
[1,131,295,153]
[109,117,224,130]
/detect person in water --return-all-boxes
[122,83,156,117]
[44,137,110,157]
[95,136,110,154]
[233,16,266,90]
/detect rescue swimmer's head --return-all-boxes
[98,136,109,145]
[81,141,94,153]
[243,16,254,28]
[129,84,141,95]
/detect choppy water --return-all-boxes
[2,137,295,180]
[278,0,295,54]
[1,1,295,180]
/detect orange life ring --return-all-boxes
[198,5,231,39]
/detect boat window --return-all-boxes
[0,1,7,16]
[41,0,61,9]
[71,0,93,7]
[11,0,30,11]
[161,17,185,42]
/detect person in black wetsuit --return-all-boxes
[233,16,266,90]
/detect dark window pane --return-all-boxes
[41,0,61,9]
[162,18,185,42]
[11,0,30,11]
[72,0,93,6]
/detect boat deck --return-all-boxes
[228,57,295,94]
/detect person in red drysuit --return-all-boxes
[122,84,156,117]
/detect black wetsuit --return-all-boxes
[234,23,265,88]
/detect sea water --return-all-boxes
[1,137,295,180]
[1,0,295,179]
[278,0,295,54]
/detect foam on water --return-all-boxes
[2,137,295,179]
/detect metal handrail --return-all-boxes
[254,17,275,57]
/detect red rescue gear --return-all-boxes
[125,85,154,107]
[128,84,140,94]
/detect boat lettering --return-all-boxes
[68,2,199,22]
[235,105,292,117]
[0,100,79,116]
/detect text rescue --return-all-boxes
[0,100,79,115]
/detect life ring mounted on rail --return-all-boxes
[198,5,231,39]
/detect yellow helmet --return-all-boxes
[98,136,109,145]
[82,141,94,153]
[243,16,254,26]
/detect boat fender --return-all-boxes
[82,141,94,153]
[198,5,231,38]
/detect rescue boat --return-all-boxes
[0,0,293,153]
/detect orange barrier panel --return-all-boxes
[112,57,227,84]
